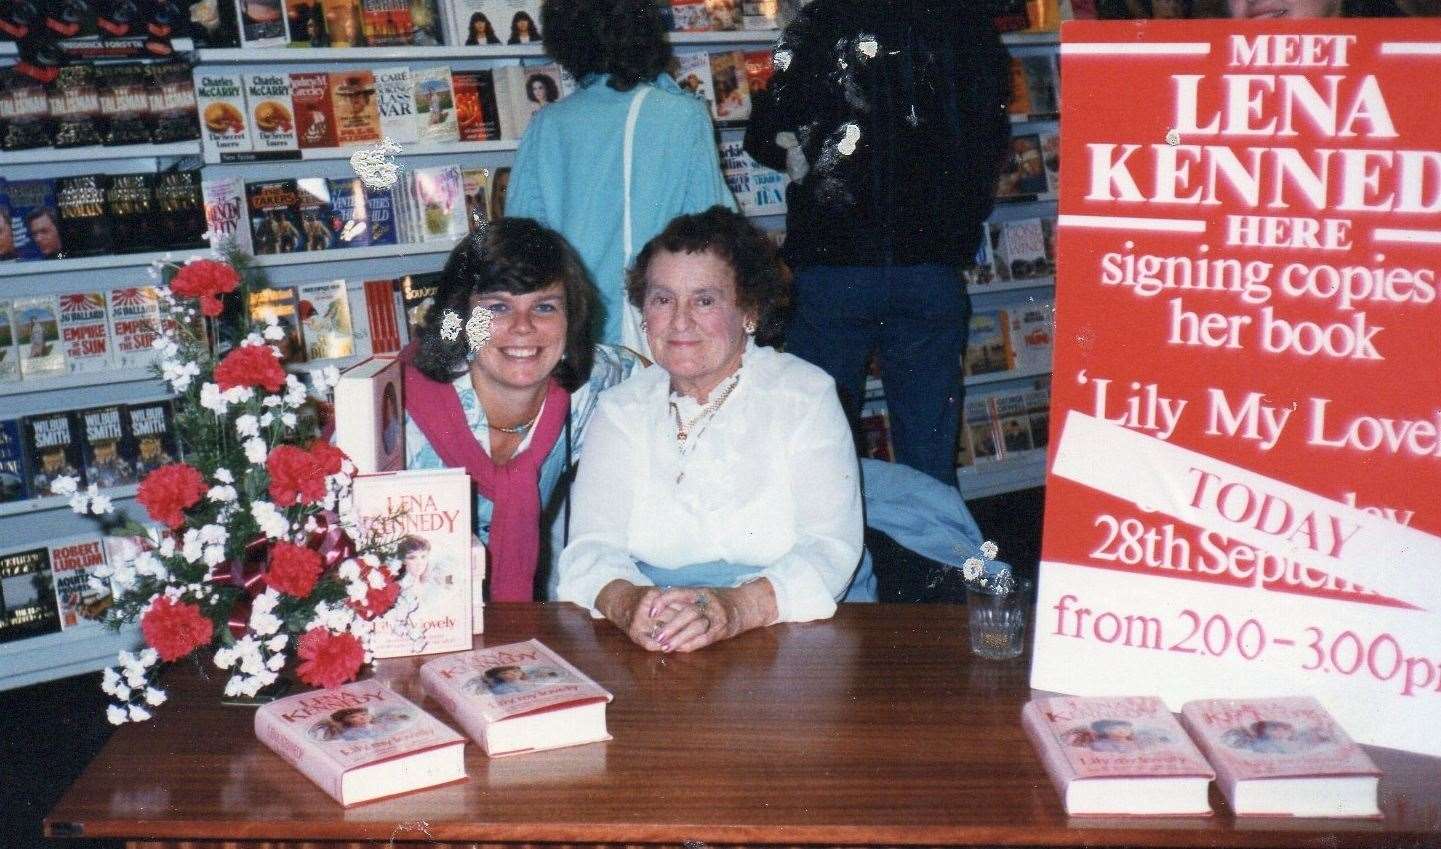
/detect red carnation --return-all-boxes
[170,259,240,318]
[308,440,347,477]
[295,628,364,689]
[136,463,208,529]
[347,562,401,620]
[265,444,327,507]
[214,344,286,393]
[140,596,215,662]
[265,541,324,598]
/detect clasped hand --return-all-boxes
[597,579,776,653]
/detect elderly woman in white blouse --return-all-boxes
[556,206,863,652]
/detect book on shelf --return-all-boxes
[203,177,255,255]
[297,280,356,360]
[48,66,102,149]
[321,0,368,46]
[419,639,613,757]
[719,139,788,217]
[361,0,415,45]
[334,355,405,473]
[0,546,61,643]
[79,405,137,489]
[153,172,209,252]
[957,376,1051,469]
[742,0,778,29]
[409,0,445,44]
[328,178,372,248]
[399,272,440,338]
[12,296,66,380]
[330,70,382,146]
[671,52,715,116]
[253,680,467,806]
[148,62,203,145]
[1007,58,1032,119]
[55,175,112,258]
[443,0,543,46]
[250,286,309,365]
[0,72,51,153]
[285,0,322,45]
[7,179,62,261]
[452,70,501,142]
[492,64,569,141]
[1040,131,1060,194]
[0,419,29,503]
[965,309,1012,378]
[709,50,751,122]
[98,63,152,147]
[489,166,510,222]
[106,287,163,370]
[1018,55,1059,117]
[49,535,112,630]
[196,71,254,160]
[1179,696,1382,818]
[247,179,305,255]
[297,178,338,252]
[997,133,1049,200]
[741,49,775,95]
[291,71,339,151]
[0,303,18,382]
[245,73,300,153]
[460,169,489,233]
[126,401,181,477]
[1006,300,1054,373]
[375,66,419,144]
[1022,695,1215,816]
[962,224,996,288]
[351,466,472,656]
[105,173,160,254]
[0,181,12,263]
[410,166,467,243]
[362,280,404,354]
[961,392,1000,467]
[364,183,400,246]
[413,66,459,144]
[237,0,291,47]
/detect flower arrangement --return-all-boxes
[62,256,412,723]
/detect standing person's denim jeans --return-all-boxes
[785,264,970,487]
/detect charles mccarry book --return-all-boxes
[1022,695,1215,817]
[24,411,84,498]
[0,419,28,503]
[126,401,180,478]
[1180,696,1382,818]
[351,466,471,657]
[49,535,112,630]
[253,680,466,806]
[195,71,254,161]
[245,73,300,154]
[419,639,613,757]
[79,405,137,489]
[0,546,61,643]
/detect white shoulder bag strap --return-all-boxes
[619,84,654,358]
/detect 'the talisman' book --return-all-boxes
[1021,695,1215,816]
[351,467,472,657]
[253,680,466,806]
[59,292,111,373]
[0,546,61,642]
[49,535,112,629]
[419,639,612,756]
[24,411,84,497]
[334,355,404,473]
[1180,696,1381,818]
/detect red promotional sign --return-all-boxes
[1033,19,1441,756]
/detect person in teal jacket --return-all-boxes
[505,0,737,353]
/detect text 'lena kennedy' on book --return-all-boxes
[358,494,461,537]
[273,683,392,724]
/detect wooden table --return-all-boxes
[46,603,1441,848]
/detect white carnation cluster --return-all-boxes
[102,648,165,725]
[58,476,115,516]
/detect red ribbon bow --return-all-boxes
[209,537,270,639]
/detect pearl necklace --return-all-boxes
[669,373,740,482]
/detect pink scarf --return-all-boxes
[400,346,570,601]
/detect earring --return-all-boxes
[640,319,648,331]
[744,320,757,335]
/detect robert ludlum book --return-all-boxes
[334,356,405,474]
[126,402,180,477]
[195,72,254,161]
[420,640,613,756]
[25,411,84,497]
[254,680,466,806]
[375,66,419,145]
[351,466,471,657]
[80,405,137,488]
[58,292,112,373]
[244,73,300,153]
[49,535,112,629]
[297,280,355,360]
[12,295,66,379]
[1022,695,1215,816]
[107,287,163,369]
[0,547,60,643]
[1180,696,1381,818]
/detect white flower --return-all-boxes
[144,687,168,706]
[962,558,984,581]
[263,321,285,342]
[267,634,288,652]
[317,365,341,391]
[250,611,282,636]
[89,494,113,515]
[223,676,245,697]
[52,475,80,497]
[70,493,90,514]
[114,683,132,701]
[182,530,204,563]
[214,467,235,484]
[262,394,283,408]
[224,385,255,405]
[252,589,280,615]
[199,524,228,545]
[243,332,265,347]
[213,647,237,669]
[111,564,138,590]
[244,437,268,465]
[367,569,388,590]
[208,484,238,503]
[260,412,275,428]
[235,414,260,438]
[980,540,999,561]
[281,412,297,428]
[125,669,147,689]
[200,382,229,414]
[101,667,121,695]
[127,704,152,722]
[266,654,286,672]
[203,545,227,567]
[347,581,369,602]
[856,36,878,59]
[139,648,158,667]
[158,535,176,557]
[107,705,130,725]
[251,501,290,539]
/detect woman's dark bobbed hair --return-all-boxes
[540,0,672,92]
[625,205,791,347]
[414,217,597,391]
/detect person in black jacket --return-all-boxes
[744,0,1010,487]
